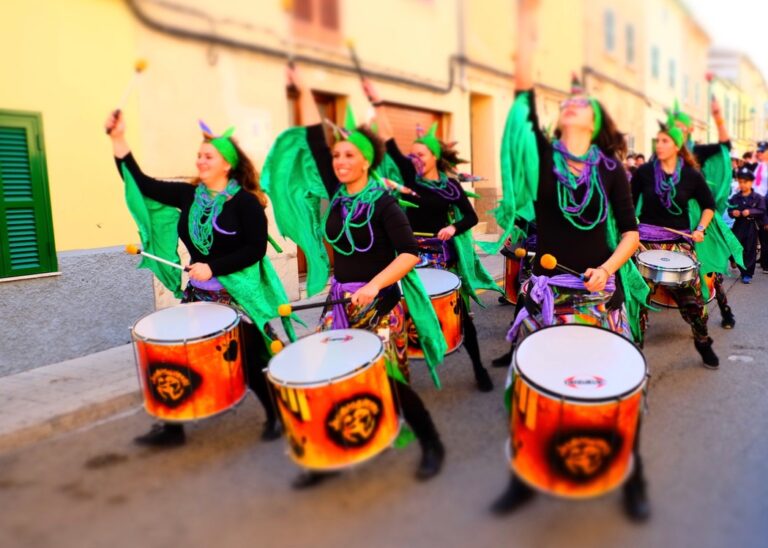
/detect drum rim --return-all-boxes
[131,302,241,344]
[636,250,699,273]
[266,329,386,387]
[513,324,648,404]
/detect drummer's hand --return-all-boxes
[437,225,456,241]
[583,266,609,292]
[187,263,213,282]
[732,210,741,217]
[692,230,705,243]
[351,282,379,308]
[105,110,125,138]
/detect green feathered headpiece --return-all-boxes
[415,122,442,159]
[338,105,375,164]
[199,120,239,168]
[658,121,685,149]
[667,99,693,129]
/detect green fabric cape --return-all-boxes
[493,92,649,343]
[261,127,447,386]
[121,165,299,345]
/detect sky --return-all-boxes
[683,0,768,83]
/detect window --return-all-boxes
[292,0,340,44]
[625,25,635,64]
[0,110,57,279]
[604,10,615,53]
[668,59,676,89]
[651,46,660,79]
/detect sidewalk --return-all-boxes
[0,252,504,453]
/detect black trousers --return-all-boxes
[391,379,440,445]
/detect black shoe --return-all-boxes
[416,439,445,480]
[623,473,651,522]
[261,420,283,441]
[474,366,494,392]
[491,350,513,368]
[133,423,186,447]
[498,295,511,306]
[291,471,338,490]
[490,475,536,515]
[694,337,719,369]
[720,306,735,329]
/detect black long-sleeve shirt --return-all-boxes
[520,90,638,276]
[115,153,267,276]
[305,125,419,284]
[693,141,731,167]
[631,161,716,230]
[384,139,478,235]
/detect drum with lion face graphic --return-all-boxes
[267,329,401,471]
[131,302,246,422]
[508,324,647,498]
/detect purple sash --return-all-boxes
[189,277,225,291]
[329,278,367,329]
[638,223,689,242]
[506,273,616,342]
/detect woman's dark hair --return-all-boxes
[553,99,627,160]
[354,125,385,171]
[437,141,468,173]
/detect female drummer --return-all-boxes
[632,124,719,367]
[106,112,283,446]
[361,78,495,393]
[264,66,445,486]
[489,0,648,521]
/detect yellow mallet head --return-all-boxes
[277,304,292,317]
[270,340,284,354]
[513,247,527,259]
[125,244,141,255]
[540,254,557,271]
[134,59,148,73]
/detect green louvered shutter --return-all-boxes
[0,111,57,278]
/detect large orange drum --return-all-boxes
[131,302,246,422]
[267,329,400,471]
[407,268,463,359]
[509,325,647,498]
[649,272,717,308]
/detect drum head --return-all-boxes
[133,302,238,342]
[416,268,461,296]
[269,329,383,386]
[637,249,695,270]
[514,325,646,402]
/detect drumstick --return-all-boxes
[282,0,298,94]
[277,298,351,317]
[414,231,435,237]
[346,39,371,100]
[125,244,188,271]
[539,254,585,280]
[663,226,695,240]
[270,340,285,354]
[106,59,148,134]
[382,177,420,198]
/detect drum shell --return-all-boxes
[503,256,521,305]
[406,286,463,359]
[268,351,400,471]
[508,352,646,499]
[131,309,246,423]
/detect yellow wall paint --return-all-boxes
[0,0,143,251]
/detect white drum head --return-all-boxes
[416,268,461,296]
[515,325,646,402]
[268,329,383,386]
[133,302,238,342]
[638,249,695,270]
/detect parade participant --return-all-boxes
[261,65,447,486]
[753,142,768,272]
[632,123,719,367]
[668,98,742,328]
[361,78,498,393]
[486,0,649,521]
[728,167,766,283]
[106,112,295,446]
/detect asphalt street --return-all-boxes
[1,273,767,548]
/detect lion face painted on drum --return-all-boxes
[326,394,383,447]
[550,431,621,482]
